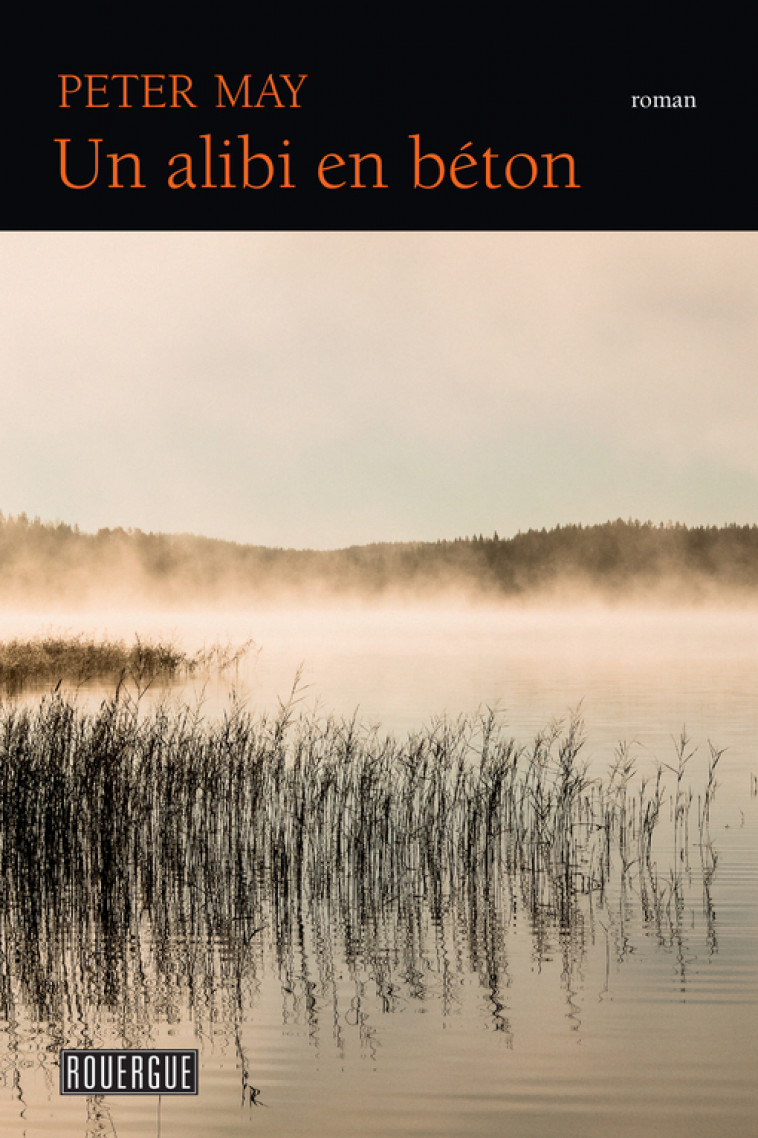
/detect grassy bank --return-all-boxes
[0,634,253,694]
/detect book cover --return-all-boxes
[2,19,756,1138]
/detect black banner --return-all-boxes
[10,18,754,230]
[59,1050,199,1096]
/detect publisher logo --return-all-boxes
[60,1050,198,1095]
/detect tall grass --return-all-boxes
[0,687,719,1055]
[0,634,253,694]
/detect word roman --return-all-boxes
[58,74,308,109]
[60,1050,199,1095]
[630,94,696,108]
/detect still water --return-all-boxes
[1,603,757,1137]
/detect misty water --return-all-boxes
[1,603,757,1137]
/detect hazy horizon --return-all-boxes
[2,231,756,549]
[4,505,756,548]
[1,515,757,615]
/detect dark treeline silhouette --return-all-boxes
[1,512,757,603]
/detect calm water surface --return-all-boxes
[1,604,756,1137]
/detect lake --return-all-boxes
[1,602,756,1137]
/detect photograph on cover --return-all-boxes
[0,231,756,1137]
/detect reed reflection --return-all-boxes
[0,684,721,1093]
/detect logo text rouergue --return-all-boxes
[60,1050,198,1095]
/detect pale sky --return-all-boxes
[1,231,756,548]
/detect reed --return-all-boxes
[0,686,719,1053]
[0,634,253,694]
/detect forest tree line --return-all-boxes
[1,513,757,604]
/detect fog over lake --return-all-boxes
[1,231,756,1134]
[4,599,757,749]
[1,598,756,1137]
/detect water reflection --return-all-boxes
[0,685,724,1123]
